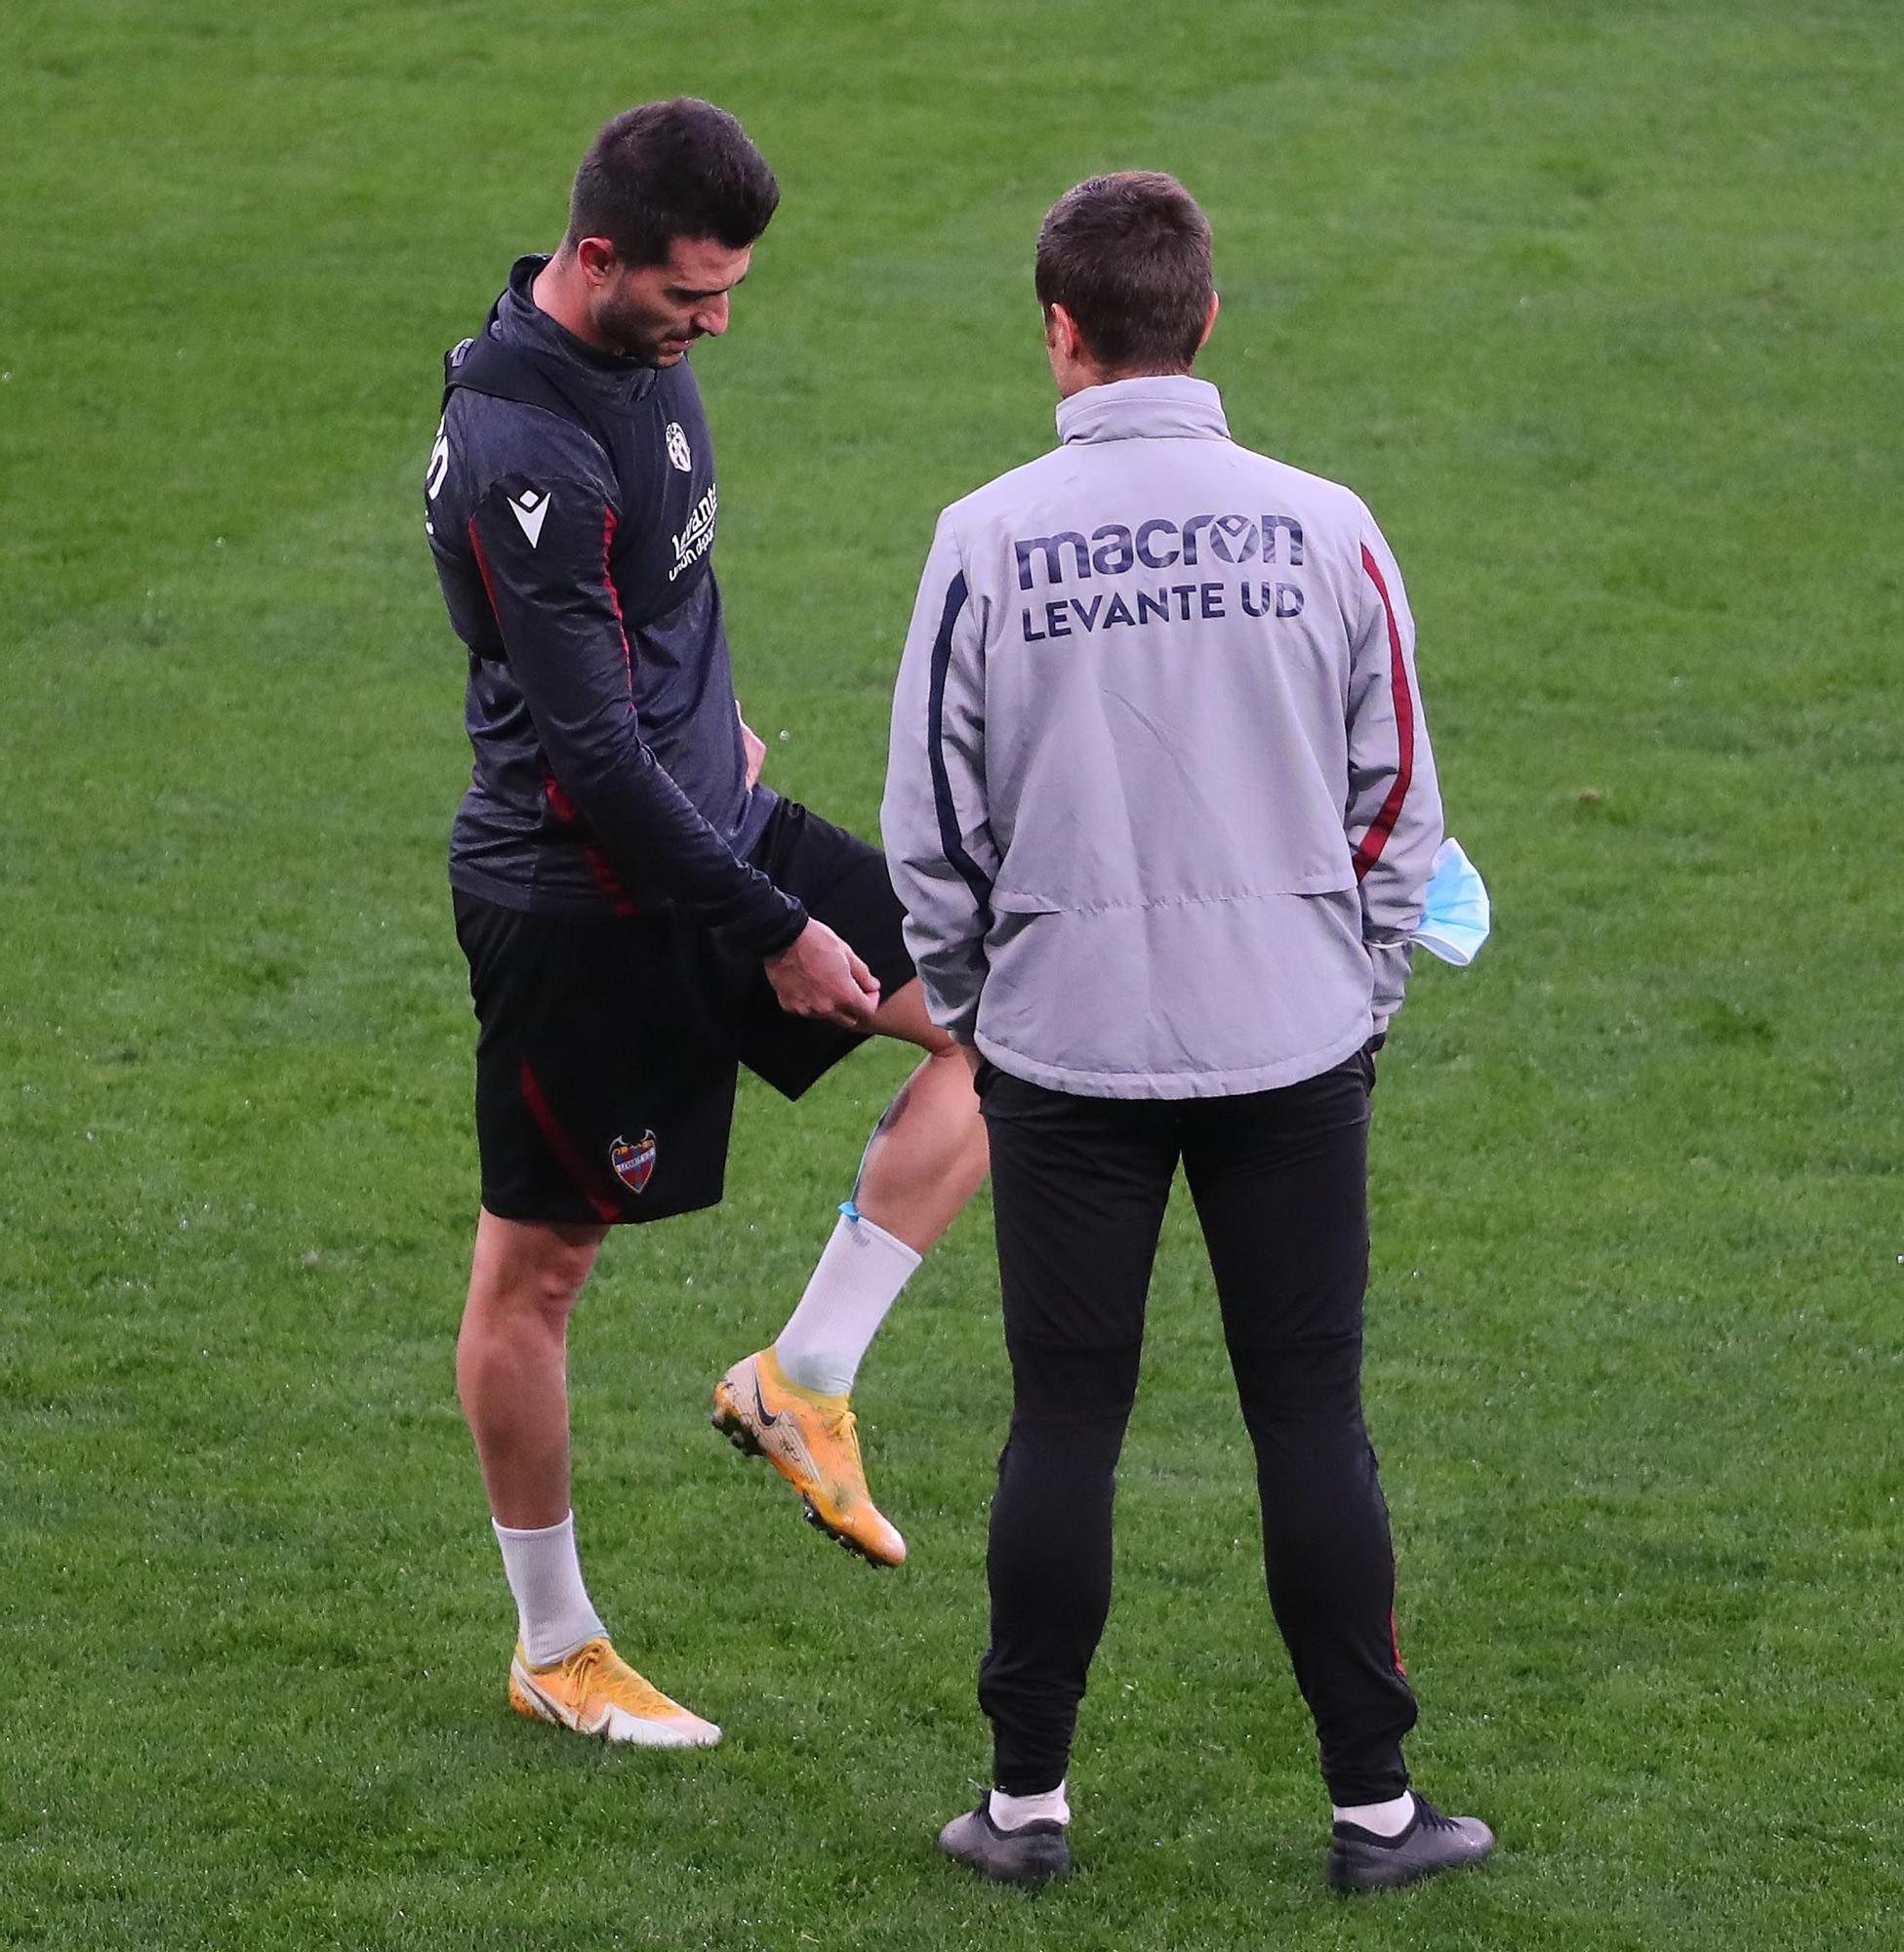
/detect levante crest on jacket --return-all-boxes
[608,1131,657,1195]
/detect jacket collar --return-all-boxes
[493,254,661,407]
[1056,374,1229,447]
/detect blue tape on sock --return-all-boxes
[837,1199,861,1223]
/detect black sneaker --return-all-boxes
[1327,1793,1494,1891]
[938,1802,1073,1887]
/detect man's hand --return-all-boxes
[765,917,880,1029]
[737,704,766,790]
[1358,1031,1385,1093]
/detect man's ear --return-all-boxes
[1197,291,1220,350]
[574,236,619,287]
[1048,302,1086,362]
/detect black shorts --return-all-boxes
[453,798,916,1226]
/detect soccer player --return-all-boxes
[425,101,986,1746]
[883,174,1494,1888]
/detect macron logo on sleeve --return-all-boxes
[507,489,550,548]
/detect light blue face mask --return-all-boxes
[1415,837,1491,967]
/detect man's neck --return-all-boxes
[531,250,605,349]
[1056,362,1195,400]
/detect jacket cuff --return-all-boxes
[923,984,981,1044]
[736,896,808,959]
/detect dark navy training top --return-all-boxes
[425,255,803,955]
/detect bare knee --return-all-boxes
[514,1245,595,1328]
[873,1038,985,1163]
[933,1041,989,1165]
[919,1036,982,1102]
[466,1212,605,1337]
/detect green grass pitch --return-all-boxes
[3,2,1902,1945]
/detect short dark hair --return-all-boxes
[1034,172,1214,373]
[568,99,780,267]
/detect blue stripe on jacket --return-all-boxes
[924,571,993,923]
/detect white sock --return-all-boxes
[1333,1789,1416,1837]
[773,1210,922,1396]
[990,1781,1071,1830]
[492,1511,606,1666]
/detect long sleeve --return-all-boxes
[466,471,804,955]
[1345,510,1443,1032]
[881,515,996,1041]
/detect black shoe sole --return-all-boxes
[944,1844,1072,1888]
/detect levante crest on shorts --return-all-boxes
[608,1131,657,1195]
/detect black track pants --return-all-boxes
[975,1055,1419,1806]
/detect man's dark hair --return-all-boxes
[568,99,780,266]
[1034,172,1214,373]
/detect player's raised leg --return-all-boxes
[713,977,987,1566]
[462,1208,720,1746]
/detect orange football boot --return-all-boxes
[711,1347,907,1567]
[507,1637,720,1747]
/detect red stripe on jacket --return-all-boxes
[540,771,641,916]
[601,508,632,683]
[544,508,642,912]
[1352,544,1415,883]
[467,516,503,623]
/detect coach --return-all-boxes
[883,173,1493,1891]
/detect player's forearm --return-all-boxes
[469,479,797,945]
[545,719,804,953]
[493,570,801,950]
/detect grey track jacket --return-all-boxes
[882,376,1442,1099]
